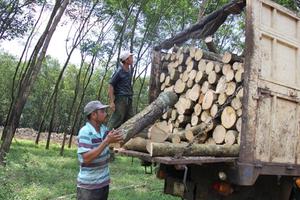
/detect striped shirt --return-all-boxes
[77,122,110,189]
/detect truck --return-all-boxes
[118,0,300,199]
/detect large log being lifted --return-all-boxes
[154,0,246,50]
[120,91,178,143]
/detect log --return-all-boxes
[120,91,178,143]
[168,130,194,144]
[217,93,227,105]
[187,79,194,88]
[213,125,226,144]
[186,122,214,143]
[205,61,214,74]
[225,81,236,96]
[225,69,234,82]
[214,63,222,73]
[202,50,223,62]
[231,97,242,110]
[208,71,219,84]
[188,69,197,81]
[237,88,243,99]
[232,62,243,71]
[215,76,227,94]
[169,68,180,81]
[154,0,246,50]
[195,71,205,84]
[177,114,191,124]
[185,123,191,130]
[234,67,244,83]
[198,93,205,104]
[202,90,216,110]
[164,76,171,86]
[177,53,189,65]
[171,109,178,121]
[160,82,166,91]
[160,73,166,83]
[188,84,201,102]
[222,64,232,75]
[185,56,193,66]
[189,46,196,58]
[148,121,170,142]
[198,59,207,72]
[186,59,197,72]
[182,70,189,82]
[123,137,148,153]
[178,65,183,73]
[205,138,216,145]
[194,103,202,116]
[201,81,211,94]
[164,85,174,93]
[191,114,199,126]
[170,53,177,61]
[175,97,193,115]
[236,108,243,117]
[169,134,181,144]
[221,106,237,129]
[224,130,238,146]
[200,110,211,123]
[174,79,187,94]
[205,36,218,53]
[222,52,244,64]
[194,48,203,61]
[162,109,172,120]
[210,104,218,117]
[236,117,242,133]
[147,142,240,157]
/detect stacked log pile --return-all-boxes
[124,46,244,157]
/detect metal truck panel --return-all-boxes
[242,0,300,165]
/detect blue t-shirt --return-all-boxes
[109,64,133,96]
[77,122,110,189]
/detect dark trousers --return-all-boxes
[77,186,109,200]
[107,95,133,130]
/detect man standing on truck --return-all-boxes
[107,50,134,130]
[77,100,123,200]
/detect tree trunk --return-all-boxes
[119,91,178,144]
[147,142,239,157]
[68,55,96,148]
[0,0,69,166]
[123,137,148,153]
[205,35,218,53]
[148,121,170,142]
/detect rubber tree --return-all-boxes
[0,0,70,166]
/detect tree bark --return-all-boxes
[123,137,148,153]
[147,142,239,157]
[0,0,69,166]
[119,91,178,144]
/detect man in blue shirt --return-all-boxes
[107,50,134,130]
[77,100,123,200]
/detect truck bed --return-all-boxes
[116,148,238,165]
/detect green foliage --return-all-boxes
[0,139,179,200]
[1,0,299,131]
[0,52,18,125]
[0,0,38,40]
[273,0,299,11]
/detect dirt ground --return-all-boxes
[0,126,77,145]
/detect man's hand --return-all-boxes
[110,102,115,112]
[105,129,123,144]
